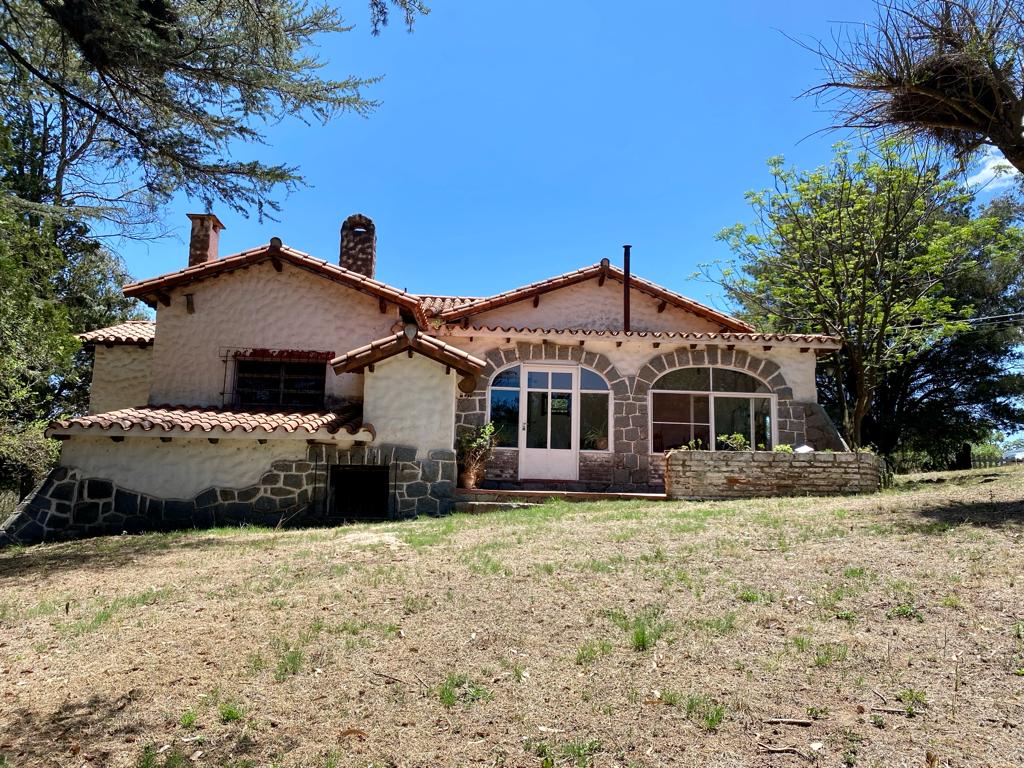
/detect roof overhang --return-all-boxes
[331,329,487,377]
[123,243,420,314]
[436,325,842,353]
[425,259,755,333]
[46,406,374,443]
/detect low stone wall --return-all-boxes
[0,442,457,547]
[664,450,883,499]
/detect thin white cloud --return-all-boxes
[966,148,1019,191]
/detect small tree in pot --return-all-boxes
[456,422,497,489]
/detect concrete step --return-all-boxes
[452,501,541,515]
[456,489,667,504]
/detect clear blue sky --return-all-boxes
[124,0,997,310]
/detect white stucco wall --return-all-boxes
[89,345,153,414]
[149,261,400,407]
[59,436,306,498]
[468,277,725,333]
[362,354,456,456]
[447,337,821,402]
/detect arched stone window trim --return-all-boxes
[633,346,806,449]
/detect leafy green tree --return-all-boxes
[0,0,429,224]
[811,0,1024,173]
[860,195,1024,463]
[712,140,1015,447]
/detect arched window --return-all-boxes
[650,367,775,452]
[486,364,611,451]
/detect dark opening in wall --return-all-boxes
[330,465,390,522]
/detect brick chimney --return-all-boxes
[187,213,225,267]
[340,213,376,278]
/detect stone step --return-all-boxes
[456,489,667,504]
[452,501,541,515]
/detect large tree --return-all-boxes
[810,0,1024,173]
[0,0,428,225]
[840,195,1024,462]
[712,140,1018,447]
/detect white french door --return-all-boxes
[519,364,579,481]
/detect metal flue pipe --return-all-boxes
[622,244,632,332]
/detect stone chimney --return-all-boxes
[187,213,225,267]
[340,213,376,278]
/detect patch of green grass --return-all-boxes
[397,517,460,549]
[813,642,849,668]
[437,673,491,708]
[497,656,527,682]
[64,587,172,636]
[639,546,667,563]
[243,650,266,675]
[786,634,811,651]
[806,705,829,720]
[896,688,927,716]
[402,594,430,615]
[887,601,924,622]
[179,709,198,729]
[575,639,614,665]
[218,700,245,723]
[684,694,727,731]
[843,566,867,579]
[737,587,773,604]
[534,561,557,576]
[274,647,304,682]
[940,595,961,609]
[561,738,602,767]
[464,551,510,576]
[835,609,857,622]
[690,611,737,635]
[604,605,671,651]
[660,689,683,706]
[137,745,193,768]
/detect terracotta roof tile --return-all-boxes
[48,404,371,439]
[123,244,420,311]
[78,320,156,346]
[442,326,841,348]
[332,330,486,375]
[425,261,755,332]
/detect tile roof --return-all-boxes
[439,326,842,348]
[421,260,755,332]
[78,320,156,346]
[332,329,486,376]
[417,295,480,319]
[123,243,420,312]
[47,404,372,440]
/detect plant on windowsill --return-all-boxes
[457,422,497,490]
[583,426,609,451]
[715,433,751,451]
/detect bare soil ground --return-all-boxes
[1,466,1022,768]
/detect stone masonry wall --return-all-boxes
[664,450,883,500]
[0,442,456,547]
[459,340,819,491]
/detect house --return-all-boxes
[1,213,848,545]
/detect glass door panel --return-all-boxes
[526,391,548,449]
[550,392,572,449]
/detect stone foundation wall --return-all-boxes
[0,442,457,547]
[664,450,882,500]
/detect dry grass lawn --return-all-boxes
[1,466,1023,768]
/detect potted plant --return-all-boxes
[456,422,497,489]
